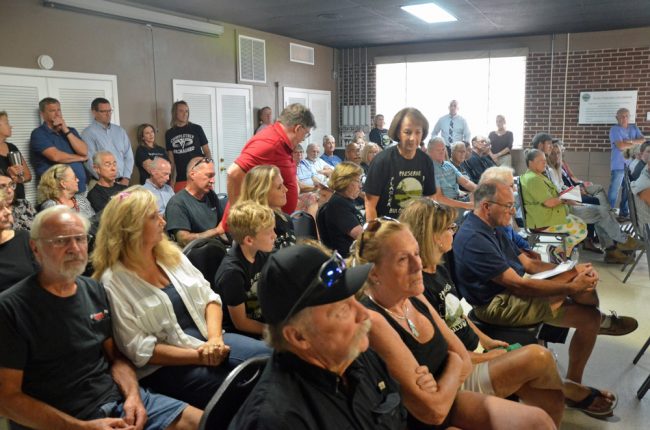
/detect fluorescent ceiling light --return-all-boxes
[44,0,224,37]
[401,3,457,24]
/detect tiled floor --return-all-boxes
[549,247,650,429]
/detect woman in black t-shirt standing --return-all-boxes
[135,123,168,185]
[165,101,211,192]
[0,111,32,200]
[363,107,436,220]
[488,115,514,167]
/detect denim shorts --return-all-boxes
[98,387,188,430]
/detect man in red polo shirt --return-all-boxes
[225,104,316,221]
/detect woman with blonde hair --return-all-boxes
[350,218,556,429]
[37,164,94,218]
[360,142,381,175]
[317,161,364,257]
[93,186,269,409]
[399,198,617,421]
[240,165,296,249]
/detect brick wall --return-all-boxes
[525,47,650,151]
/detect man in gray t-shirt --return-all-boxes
[165,156,223,246]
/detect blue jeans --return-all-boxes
[608,169,628,217]
[140,335,270,409]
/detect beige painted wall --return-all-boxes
[0,0,338,160]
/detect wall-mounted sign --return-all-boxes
[578,91,637,124]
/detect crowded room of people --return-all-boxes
[2,1,650,429]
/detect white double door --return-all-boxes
[173,80,253,193]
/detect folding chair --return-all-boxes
[182,238,228,291]
[290,210,318,240]
[198,356,268,430]
[620,170,650,282]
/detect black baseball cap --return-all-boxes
[259,244,372,324]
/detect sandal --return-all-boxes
[565,386,618,418]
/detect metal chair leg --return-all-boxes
[634,336,650,365]
[623,250,645,283]
[638,374,650,400]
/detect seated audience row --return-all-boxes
[0,206,203,429]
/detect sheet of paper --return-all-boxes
[530,260,577,280]
[559,186,582,202]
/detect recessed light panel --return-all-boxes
[401,3,457,24]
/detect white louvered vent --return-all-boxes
[58,88,105,130]
[290,43,315,65]
[238,35,266,83]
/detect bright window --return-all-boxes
[376,55,526,148]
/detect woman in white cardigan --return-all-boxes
[92,186,270,409]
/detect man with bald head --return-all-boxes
[432,100,471,149]
[0,206,201,429]
[143,157,174,214]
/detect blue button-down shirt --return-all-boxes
[433,160,462,199]
[82,120,134,180]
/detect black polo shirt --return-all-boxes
[229,350,406,430]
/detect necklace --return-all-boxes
[367,293,419,339]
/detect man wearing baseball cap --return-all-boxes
[229,244,407,429]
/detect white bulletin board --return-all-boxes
[578,91,637,124]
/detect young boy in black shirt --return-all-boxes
[214,201,276,338]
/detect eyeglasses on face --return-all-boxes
[447,223,458,233]
[283,251,346,324]
[358,216,399,258]
[37,234,90,248]
[487,200,516,210]
[0,181,16,190]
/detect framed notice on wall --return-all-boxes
[578,90,637,124]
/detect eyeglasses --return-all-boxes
[0,181,16,190]
[283,251,346,324]
[358,216,399,258]
[36,234,89,248]
[447,223,458,233]
[487,200,516,210]
[191,157,213,170]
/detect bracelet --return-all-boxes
[64,130,72,137]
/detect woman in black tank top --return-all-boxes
[350,216,557,430]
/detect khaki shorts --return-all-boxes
[474,292,565,327]
[461,361,494,395]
